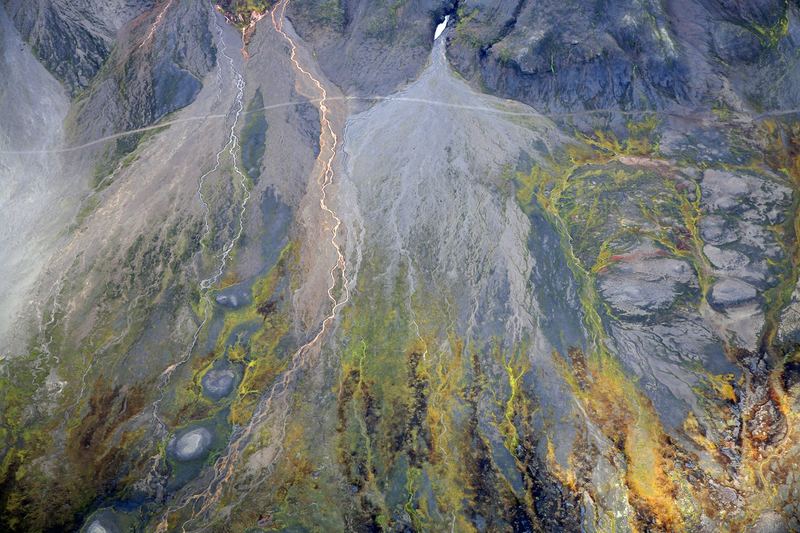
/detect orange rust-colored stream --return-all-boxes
[156,1,350,530]
[140,0,175,49]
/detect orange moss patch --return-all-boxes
[219,270,241,289]
[67,378,147,461]
[555,349,684,530]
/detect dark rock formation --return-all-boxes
[4,0,153,95]
[444,0,800,114]
[287,0,451,94]
[67,0,215,149]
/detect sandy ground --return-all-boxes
[0,7,72,353]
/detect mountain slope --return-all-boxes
[2,1,800,532]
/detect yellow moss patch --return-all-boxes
[706,373,737,403]
[512,120,690,529]
[221,242,298,425]
[496,344,529,453]
[577,356,684,530]
[546,437,578,492]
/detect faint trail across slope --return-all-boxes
[156,1,352,530]
[12,97,788,156]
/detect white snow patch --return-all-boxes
[434,15,449,40]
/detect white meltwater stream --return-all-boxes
[434,15,449,40]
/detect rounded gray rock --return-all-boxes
[708,278,757,309]
[700,215,738,246]
[704,245,749,272]
[748,510,789,533]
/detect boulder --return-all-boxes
[700,215,738,246]
[708,278,758,309]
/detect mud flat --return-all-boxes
[202,367,237,400]
[169,427,213,462]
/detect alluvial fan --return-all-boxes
[3,1,800,532]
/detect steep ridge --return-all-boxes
[287,0,451,95]
[447,0,800,115]
[3,0,153,94]
[66,0,216,173]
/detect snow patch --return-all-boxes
[434,15,449,40]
